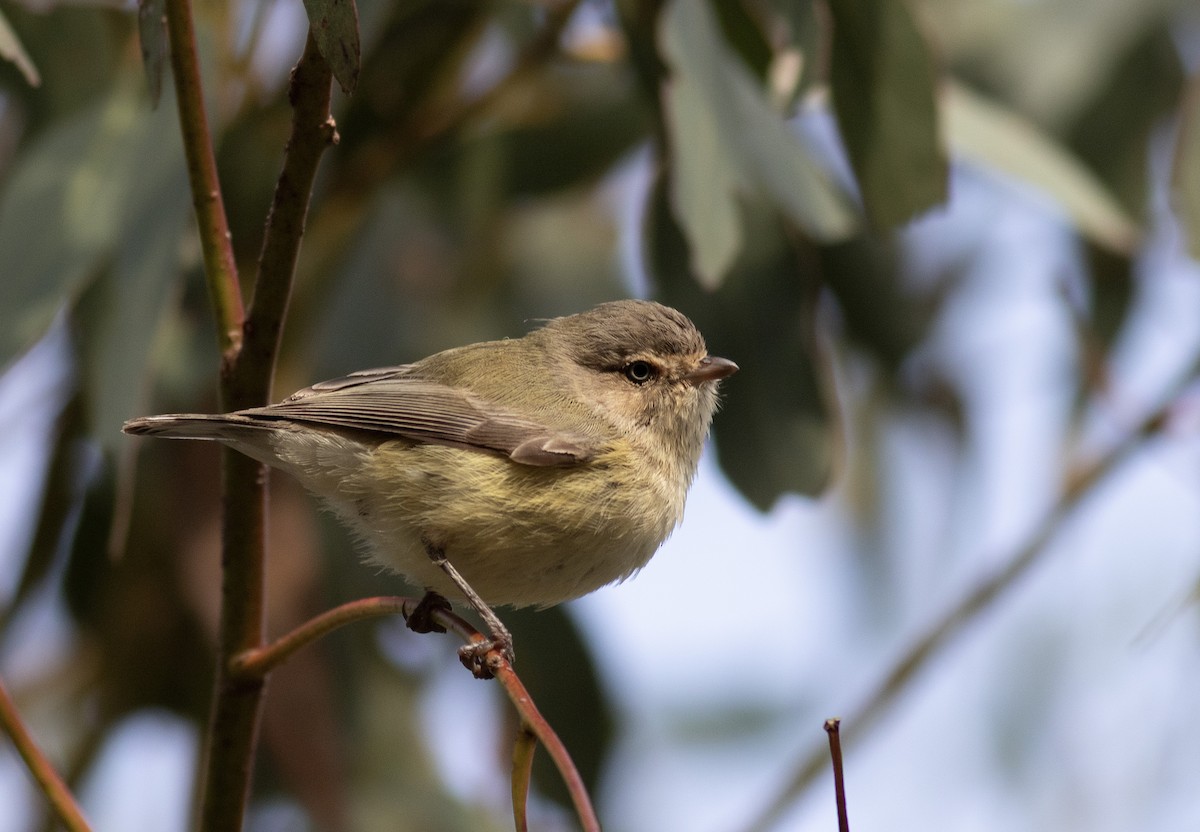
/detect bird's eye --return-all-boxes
[623,360,655,384]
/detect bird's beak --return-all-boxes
[683,355,739,385]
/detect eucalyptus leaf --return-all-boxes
[0,76,185,375]
[0,8,39,87]
[827,0,947,227]
[658,0,856,288]
[945,80,1141,253]
[648,176,835,506]
[74,173,190,454]
[302,0,361,95]
[1172,74,1200,262]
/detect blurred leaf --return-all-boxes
[0,7,119,127]
[945,80,1141,254]
[1068,23,1182,223]
[302,0,361,95]
[658,0,856,287]
[820,235,931,369]
[136,0,167,107]
[0,74,185,371]
[74,181,189,455]
[649,175,835,506]
[1173,73,1200,262]
[1,394,82,631]
[64,458,213,719]
[828,0,947,227]
[712,0,774,81]
[916,0,1178,132]
[0,7,39,86]
[464,63,649,198]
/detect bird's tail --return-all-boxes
[122,413,269,441]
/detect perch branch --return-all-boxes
[230,595,601,832]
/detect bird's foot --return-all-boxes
[405,591,451,634]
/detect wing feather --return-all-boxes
[240,374,599,467]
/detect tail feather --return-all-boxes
[122,413,269,441]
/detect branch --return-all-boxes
[164,0,243,361]
[163,19,337,832]
[231,597,412,678]
[492,659,602,832]
[0,676,93,832]
[229,595,601,831]
[240,31,337,401]
[741,373,1195,832]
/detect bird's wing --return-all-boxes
[242,371,601,468]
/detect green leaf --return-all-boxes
[1172,74,1200,261]
[648,175,835,506]
[711,0,774,81]
[301,0,361,96]
[75,173,190,453]
[827,0,947,227]
[0,74,185,372]
[136,0,167,107]
[0,8,39,87]
[945,80,1141,253]
[658,0,856,288]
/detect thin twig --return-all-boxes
[164,0,243,361]
[824,719,849,832]
[231,597,414,678]
[229,593,601,831]
[164,3,264,828]
[492,659,601,832]
[511,725,537,832]
[164,18,338,832]
[241,31,336,399]
[0,676,93,832]
[741,372,1194,832]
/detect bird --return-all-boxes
[124,300,737,675]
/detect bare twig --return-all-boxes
[824,719,849,832]
[231,597,413,678]
[511,724,538,832]
[242,30,337,397]
[164,0,243,361]
[163,12,338,830]
[492,658,601,832]
[741,372,1195,832]
[0,676,93,832]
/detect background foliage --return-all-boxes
[1,0,1199,830]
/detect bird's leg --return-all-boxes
[405,591,450,634]
[422,540,514,679]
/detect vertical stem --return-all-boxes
[161,17,337,831]
[165,1,267,826]
[164,0,244,361]
[197,450,268,832]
